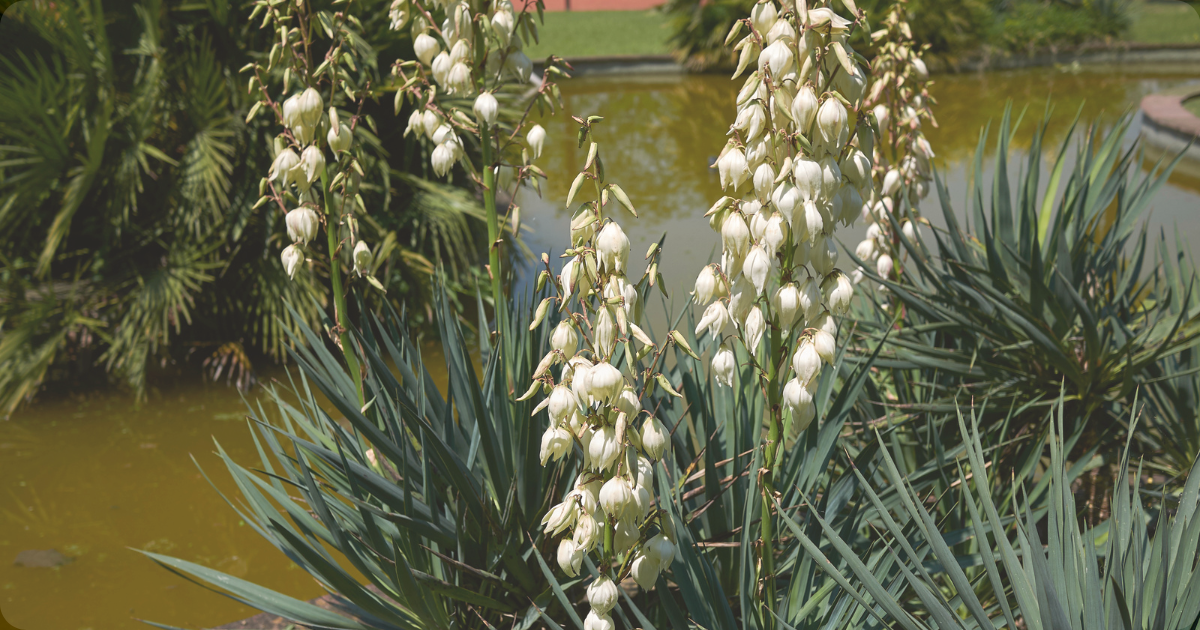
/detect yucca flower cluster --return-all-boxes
[699,0,867,436]
[390,0,569,311]
[243,0,388,395]
[522,117,683,626]
[693,0,872,597]
[854,1,937,285]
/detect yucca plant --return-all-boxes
[795,400,1200,630]
[849,105,1200,487]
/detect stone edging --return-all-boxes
[1139,90,1200,173]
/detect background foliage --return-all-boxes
[0,0,502,414]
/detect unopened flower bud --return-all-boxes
[353,240,372,276]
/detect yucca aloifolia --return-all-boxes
[692,0,878,621]
[391,0,570,316]
[522,116,687,630]
[853,0,938,286]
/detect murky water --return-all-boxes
[3,65,1200,630]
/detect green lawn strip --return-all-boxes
[1184,95,1200,118]
[1123,1,1200,44]
[525,10,671,59]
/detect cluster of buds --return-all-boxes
[854,0,937,285]
[698,0,866,439]
[521,118,684,623]
[392,0,567,185]
[245,0,380,290]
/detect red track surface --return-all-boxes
[533,0,663,12]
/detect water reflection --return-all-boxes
[519,65,1200,308]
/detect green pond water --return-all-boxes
[4,65,1200,630]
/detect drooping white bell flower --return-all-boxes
[353,240,372,277]
[728,276,755,325]
[693,265,722,305]
[822,271,854,314]
[327,121,353,153]
[882,169,902,196]
[722,213,751,257]
[557,539,584,577]
[753,163,776,203]
[286,207,320,245]
[798,276,821,323]
[807,7,852,33]
[876,253,894,279]
[812,237,838,275]
[431,143,455,177]
[840,149,871,189]
[594,307,617,359]
[758,40,794,76]
[717,146,750,191]
[589,424,622,472]
[855,238,876,261]
[873,103,890,130]
[617,387,641,418]
[574,511,601,551]
[812,309,838,339]
[792,85,819,133]
[584,611,615,630]
[744,245,771,296]
[763,213,788,258]
[472,92,499,127]
[750,1,778,35]
[734,102,767,143]
[547,385,577,423]
[641,416,670,460]
[587,575,620,615]
[812,328,836,364]
[819,156,842,201]
[299,145,325,186]
[912,57,929,81]
[712,342,736,388]
[505,50,533,83]
[645,532,676,571]
[551,320,578,360]
[281,245,304,279]
[902,219,917,242]
[792,339,822,384]
[587,362,625,405]
[794,156,823,202]
[491,10,515,46]
[631,553,661,590]
[816,97,847,149]
[783,378,816,435]
[695,301,730,338]
[596,222,630,274]
[414,33,440,66]
[744,306,765,356]
[269,148,300,189]
[598,476,634,519]
[614,515,640,551]
[772,283,802,332]
[541,500,576,535]
[539,426,572,465]
[802,200,823,245]
[296,87,324,129]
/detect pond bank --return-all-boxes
[541,42,1200,76]
[1141,88,1200,177]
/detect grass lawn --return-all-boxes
[1185,96,1200,118]
[1124,1,1200,44]
[524,11,672,59]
